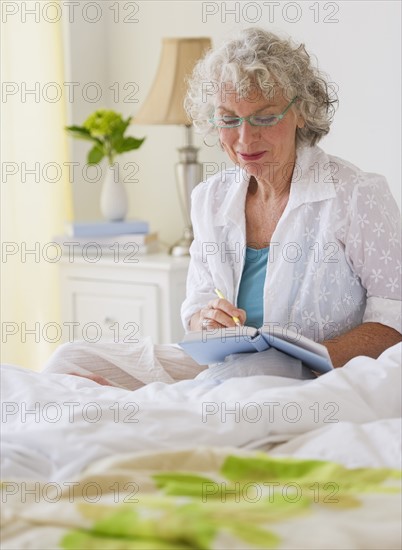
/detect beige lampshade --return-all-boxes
[134,37,211,126]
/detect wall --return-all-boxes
[64,1,401,246]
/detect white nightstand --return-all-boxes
[59,252,190,344]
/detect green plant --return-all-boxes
[65,109,145,165]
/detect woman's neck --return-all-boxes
[248,174,291,204]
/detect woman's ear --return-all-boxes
[294,99,305,128]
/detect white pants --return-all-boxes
[42,338,315,390]
[42,337,207,390]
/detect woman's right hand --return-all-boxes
[190,298,246,331]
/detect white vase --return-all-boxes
[100,166,128,222]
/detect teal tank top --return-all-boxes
[237,246,269,329]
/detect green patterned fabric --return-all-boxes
[60,452,401,550]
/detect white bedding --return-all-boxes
[1,343,401,481]
[1,344,401,549]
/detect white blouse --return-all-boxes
[181,145,401,342]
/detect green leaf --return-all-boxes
[114,136,145,154]
[61,531,191,549]
[65,126,102,144]
[65,125,89,135]
[87,145,105,164]
[109,117,138,146]
[153,472,216,497]
[109,118,129,141]
[118,116,132,135]
[229,522,280,548]
[221,454,401,494]
[73,502,216,549]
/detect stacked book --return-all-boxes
[55,220,159,256]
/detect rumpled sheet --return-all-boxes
[1,344,401,549]
[1,343,401,480]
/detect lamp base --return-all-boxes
[169,126,202,257]
[169,226,193,257]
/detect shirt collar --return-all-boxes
[286,145,337,210]
[213,167,249,227]
[213,145,336,227]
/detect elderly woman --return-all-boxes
[44,28,401,386]
[181,27,401,369]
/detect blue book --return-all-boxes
[66,220,149,237]
[179,326,333,374]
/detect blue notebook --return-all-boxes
[179,326,333,374]
[66,220,149,237]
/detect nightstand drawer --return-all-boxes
[60,254,189,344]
[69,280,159,342]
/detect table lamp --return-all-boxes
[134,37,212,256]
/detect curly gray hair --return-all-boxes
[185,28,338,147]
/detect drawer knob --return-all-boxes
[104,317,116,325]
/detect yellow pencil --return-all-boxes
[214,288,241,326]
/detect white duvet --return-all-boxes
[1,343,401,481]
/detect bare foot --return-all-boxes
[69,373,115,386]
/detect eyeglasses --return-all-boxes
[209,96,298,129]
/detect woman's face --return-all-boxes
[214,87,304,185]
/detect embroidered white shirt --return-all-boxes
[181,145,402,341]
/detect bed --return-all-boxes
[1,342,401,549]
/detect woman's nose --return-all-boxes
[238,119,260,143]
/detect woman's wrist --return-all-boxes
[323,323,402,369]
[322,339,344,369]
